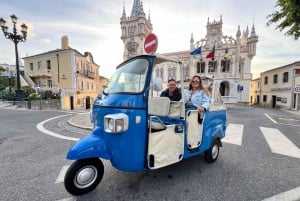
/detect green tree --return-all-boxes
[0,66,5,72]
[266,0,300,40]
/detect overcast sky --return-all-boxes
[0,0,299,79]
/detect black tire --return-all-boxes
[204,140,220,163]
[64,158,104,196]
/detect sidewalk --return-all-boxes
[0,101,18,109]
[68,112,93,130]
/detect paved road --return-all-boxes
[1,102,300,201]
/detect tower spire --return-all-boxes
[131,0,145,17]
[121,1,126,20]
[148,8,151,23]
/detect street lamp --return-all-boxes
[0,14,28,100]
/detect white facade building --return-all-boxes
[259,61,300,110]
[120,1,258,103]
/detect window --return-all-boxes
[30,63,33,71]
[263,95,267,102]
[168,67,171,79]
[273,74,278,84]
[47,80,52,88]
[38,61,42,70]
[155,68,159,77]
[167,66,176,80]
[264,76,268,84]
[46,60,51,70]
[221,59,230,72]
[160,68,164,81]
[172,67,176,80]
[283,72,288,82]
[208,61,217,73]
[184,66,190,80]
[196,61,205,73]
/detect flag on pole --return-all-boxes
[190,46,201,55]
[224,47,229,59]
[206,45,215,59]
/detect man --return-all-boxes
[160,79,182,101]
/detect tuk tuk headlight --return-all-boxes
[104,113,129,133]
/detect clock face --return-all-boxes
[126,40,139,53]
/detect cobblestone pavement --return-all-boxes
[67,112,93,130]
[58,115,90,135]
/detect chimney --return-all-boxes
[61,36,69,49]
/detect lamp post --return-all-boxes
[0,14,28,100]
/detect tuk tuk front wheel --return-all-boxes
[204,140,220,163]
[64,158,104,196]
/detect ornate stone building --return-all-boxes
[120,0,153,59]
[120,1,258,104]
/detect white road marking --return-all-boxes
[261,186,300,201]
[260,127,300,159]
[278,117,300,122]
[36,114,79,141]
[57,197,77,201]
[264,113,278,124]
[55,165,70,183]
[222,123,244,145]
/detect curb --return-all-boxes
[67,113,93,130]
[281,109,300,116]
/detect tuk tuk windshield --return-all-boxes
[104,58,149,94]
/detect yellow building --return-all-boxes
[249,77,261,105]
[23,36,107,110]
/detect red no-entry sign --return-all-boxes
[144,33,158,54]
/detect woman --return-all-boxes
[184,75,210,113]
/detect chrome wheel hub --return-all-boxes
[74,166,98,189]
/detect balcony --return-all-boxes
[27,69,52,78]
[86,70,95,79]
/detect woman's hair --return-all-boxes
[188,75,203,90]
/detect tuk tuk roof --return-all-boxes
[154,54,180,65]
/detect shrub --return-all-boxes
[28,93,41,100]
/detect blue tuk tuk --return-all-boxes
[64,54,227,196]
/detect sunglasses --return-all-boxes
[192,80,200,84]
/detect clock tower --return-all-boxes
[120,0,153,60]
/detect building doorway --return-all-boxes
[272,95,276,108]
[219,81,229,96]
[70,96,74,110]
[86,96,91,110]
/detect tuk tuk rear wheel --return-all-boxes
[64,158,104,196]
[204,140,220,163]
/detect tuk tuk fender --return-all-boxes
[66,127,110,160]
[200,125,224,152]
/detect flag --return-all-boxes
[190,46,201,55]
[224,47,229,59]
[206,45,215,59]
